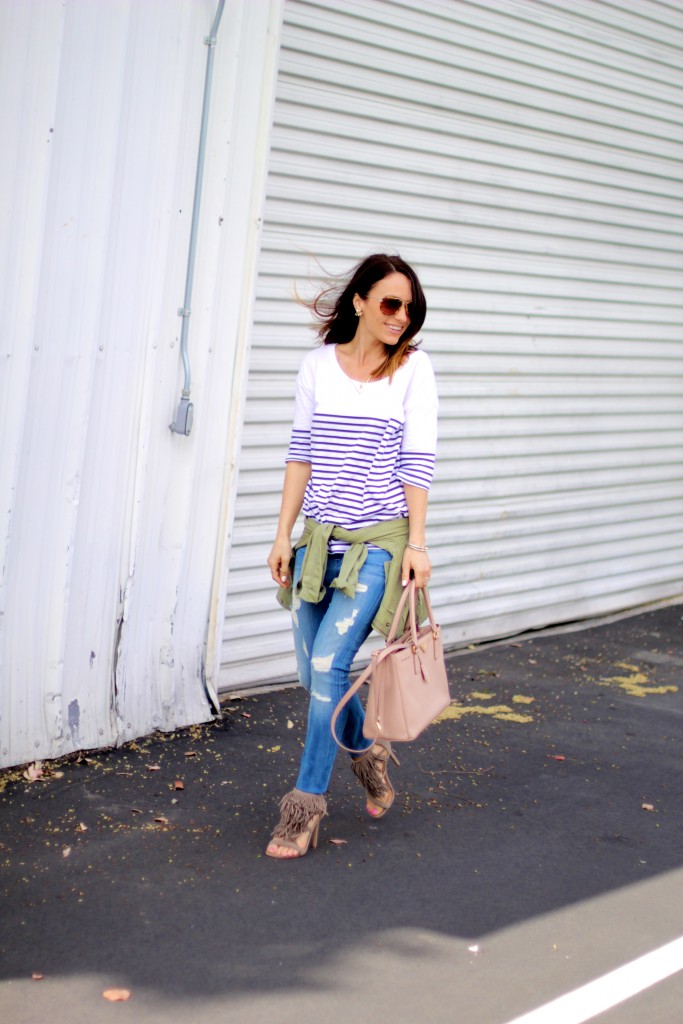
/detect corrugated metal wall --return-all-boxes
[220,0,683,689]
[0,0,281,769]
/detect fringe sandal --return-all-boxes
[265,788,327,859]
[352,741,400,819]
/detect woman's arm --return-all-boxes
[397,352,437,589]
[401,483,431,588]
[267,461,312,585]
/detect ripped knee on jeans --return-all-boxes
[311,653,334,673]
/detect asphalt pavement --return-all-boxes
[1,602,682,1024]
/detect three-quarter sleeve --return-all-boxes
[396,351,438,490]
[285,353,315,463]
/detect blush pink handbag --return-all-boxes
[331,581,450,752]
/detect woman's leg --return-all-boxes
[290,547,337,692]
[295,548,390,795]
[266,548,338,859]
[291,548,367,744]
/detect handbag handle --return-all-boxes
[330,581,435,755]
[386,579,438,645]
[385,578,416,645]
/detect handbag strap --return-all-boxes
[330,581,435,754]
[330,659,376,755]
[330,637,409,754]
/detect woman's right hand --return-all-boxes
[268,462,310,588]
[267,537,293,587]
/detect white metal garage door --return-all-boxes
[219,0,683,689]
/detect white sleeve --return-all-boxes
[397,350,438,490]
[286,351,315,464]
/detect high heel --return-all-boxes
[352,740,400,818]
[265,788,327,859]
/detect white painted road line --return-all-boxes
[504,935,683,1024]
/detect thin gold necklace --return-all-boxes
[348,371,376,393]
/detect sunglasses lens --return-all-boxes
[380,297,409,316]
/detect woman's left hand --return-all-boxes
[401,547,431,589]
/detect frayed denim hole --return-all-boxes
[335,609,359,635]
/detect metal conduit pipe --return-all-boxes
[170,0,226,436]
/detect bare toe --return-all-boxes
[267,843,293,858]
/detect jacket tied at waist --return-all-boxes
[276,517,427,638]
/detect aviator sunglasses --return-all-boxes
[379,296,412,318]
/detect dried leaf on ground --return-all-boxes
[62,847,71,858]
[32,973,44,981]
[103,989,131,1002]
[328,838,348,846]
[24,762,44,782]
[146,765,161,772]
[174,781,184,790]
[642,803,655,812]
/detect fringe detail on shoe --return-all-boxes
[352,745,388,800]
[271,788,327,842]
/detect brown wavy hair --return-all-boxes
[301,253,427,381]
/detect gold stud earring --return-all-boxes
[355,308,362,317]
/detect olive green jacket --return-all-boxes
[276,517,426,637]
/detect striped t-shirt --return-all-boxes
[286,344,438,547]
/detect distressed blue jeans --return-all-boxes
[291,545,391,794]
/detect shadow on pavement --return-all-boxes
[1,604,682,1001]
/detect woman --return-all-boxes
[266,253,438,859]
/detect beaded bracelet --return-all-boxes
[406,542,429,552]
